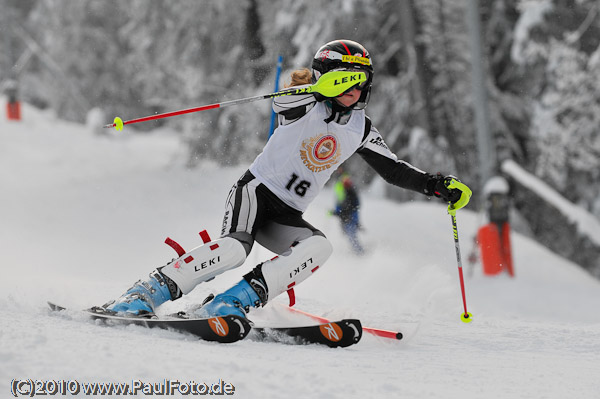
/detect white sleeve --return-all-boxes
[273,85,316,125]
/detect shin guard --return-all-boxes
[246,235,333,304]
[160,236,247,294]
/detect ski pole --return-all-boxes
[443,177,473,323]
[450,211,473,323]
[104,70,367,131]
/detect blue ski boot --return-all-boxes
[104,270,178,317]
[200,278,264,318]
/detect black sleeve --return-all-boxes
[358,148,433,194]
[357,117,435,195]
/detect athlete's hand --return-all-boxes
[428,173,472,215]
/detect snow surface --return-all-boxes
[2,102,600,398]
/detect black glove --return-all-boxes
[427,173,462,204]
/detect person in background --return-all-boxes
[332,171,364,254]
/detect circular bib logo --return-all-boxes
[300,134,341,172]
[314,135,337,161]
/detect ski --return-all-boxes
[171,309,362,348]
[48,302,362,347]
[47,302,251,343]
[282,305,403,340]
[250,319,362,348]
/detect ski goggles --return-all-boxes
[333,69,372,96]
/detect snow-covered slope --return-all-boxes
[2,103,600,398]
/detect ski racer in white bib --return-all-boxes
[103,40,472,318]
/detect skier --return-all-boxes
[331,172,364,254]
[103,39,472,318]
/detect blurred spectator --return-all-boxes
[332,172,364,254]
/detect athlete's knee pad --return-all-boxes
[160,236,247,295]
[245,235,333,303]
